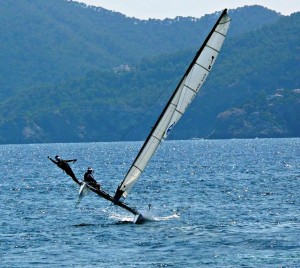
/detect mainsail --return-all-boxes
[114,9,231,202]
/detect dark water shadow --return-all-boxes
[73,223,99,227]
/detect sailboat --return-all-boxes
[78,9,231,223]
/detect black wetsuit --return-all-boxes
[49,157,80,185]
[84,171,100,190]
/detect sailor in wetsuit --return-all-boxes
[84,167,100,190]
[48,155,81,185]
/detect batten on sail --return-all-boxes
[114,9,231,203]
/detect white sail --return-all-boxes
[114,9,231,202]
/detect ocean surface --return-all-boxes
[0,138,299,267]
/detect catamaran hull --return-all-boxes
[80,183,144,224]
[133,213,145,224]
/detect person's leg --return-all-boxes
[65,168,81,185]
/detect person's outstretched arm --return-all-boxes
[65,159,77,163]
[48,156,57,164]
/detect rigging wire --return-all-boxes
[117,55,192,142]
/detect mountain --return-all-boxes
[0,0,298,144]
[0,0,280,97]
[209,89,300,139]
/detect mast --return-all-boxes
[114,9,231,202]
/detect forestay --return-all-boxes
[114,9,231,202]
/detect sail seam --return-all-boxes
[185,85,197,94]
[195,63,210,73]
[206,45,220,54]
[175,109,184,115]
[219,19,231,25]
[151,134,161,142]
[133,164,142,173]
[215,30,226,38]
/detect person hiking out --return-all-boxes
[48,155,81,185]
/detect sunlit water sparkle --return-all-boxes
[0,138,299,267]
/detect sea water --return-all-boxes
[0,138,299,267]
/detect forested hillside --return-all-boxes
[0,0,298,144]
[0,0,280,96]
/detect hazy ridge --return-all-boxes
[0,0,298,143]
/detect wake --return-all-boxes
[109,210,180,224]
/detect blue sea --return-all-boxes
[0,138,299,267]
